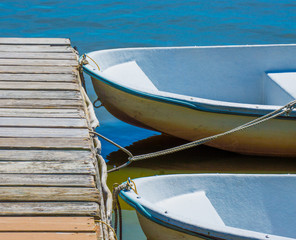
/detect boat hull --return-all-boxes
[137,213,207,240]
[120,174,296,240]
[92,77,296,157]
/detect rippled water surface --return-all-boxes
[1,1,296,239]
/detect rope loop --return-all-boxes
[127,177,138,194]
[81,53,100,71]
[93,98,103,108]
[80,54,89,65]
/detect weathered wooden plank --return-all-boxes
[0,66,75,74]
[0,137,91,149]
[0,99,84,108]
[0,52,76,60]
[0,150,92,161]
[0,38,71,45]
[0,117,87,128]
[0,82,79,90]
[0,90,81,99]
[0,45,72,52]
[0,202,99,216]
[0,127,89,138]
[0,187,100,202]
[0,39,102,230]
[0,232,98,240]
[0,108,85,118]
[0,73,76,82]
[0,174,95,187]
[0,59,78,66]
[0,161,95,174]
[0,217,96,232]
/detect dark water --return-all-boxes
[1,1,296,239]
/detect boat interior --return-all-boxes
[89,45,296,106]
[132,174,296,239]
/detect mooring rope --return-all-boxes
[80,54,101,71]
[95,220,118,240]
[112,181,130,240]
[90,99,296,172]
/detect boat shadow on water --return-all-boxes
[106,133,296,173]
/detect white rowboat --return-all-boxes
[83,44,296,156]
[120,174,296,240]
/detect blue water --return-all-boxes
[2,1,296,239]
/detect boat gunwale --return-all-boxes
[119,173,296,240]
[81,45,296,119]
[119,190,222,240]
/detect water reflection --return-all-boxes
[107,133,296,173]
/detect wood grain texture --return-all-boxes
[0,232,98,240]
[0,127,89,138]
[0,137,91,149]
[0,82,79,90]
[0,202,100,216]
[0,66,75,74]
[0,73,77,82]
[0,99,84,108]
[0,45,72,52]
[0,217,96,231]
[0,174,95,187]
[0,39,103,238]
[0,117,87,128]
[0,52,75,60]
[0,59,78,66]
[0,150,92,161]
[0,187,100,202]
[0,108,85,118]
[0,38,70,45]
[0,90,81,99]
[0,161,96,174]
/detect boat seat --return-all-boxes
[156,191,225,227]
[264,72,296,105]
[103,61,159,93]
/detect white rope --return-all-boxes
[81,87,100,128]
[91,99,296,172]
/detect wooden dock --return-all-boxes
[0,38,108,239]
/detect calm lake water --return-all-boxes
[1,0,296,239]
